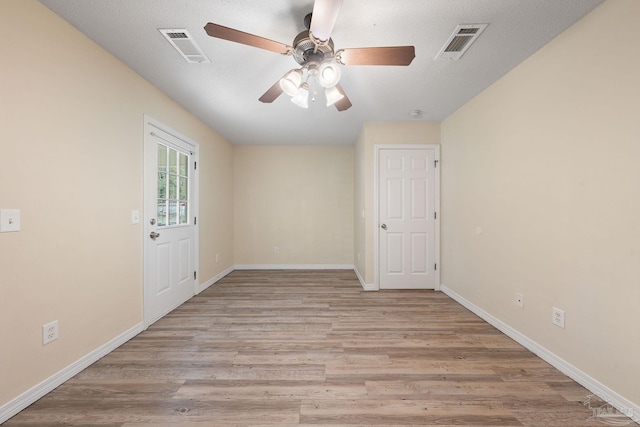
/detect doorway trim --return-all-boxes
[373,144,440,291]
[143,115,200,328]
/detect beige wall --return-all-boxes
[354,122,441,285]
[441,0,639,405]
[198,135,235,278]
[234,145,354,266]
[0,0,233,406]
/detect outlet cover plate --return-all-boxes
[43,320,59,345]
[0,209,21,232]
[552,307,565,329]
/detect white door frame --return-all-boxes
[373,144,440,291]
[143,115,199,328]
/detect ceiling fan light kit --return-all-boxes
[203,0,416,112]
[277,61,343,108]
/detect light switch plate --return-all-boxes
[0,209,21,232]
[131,210,140,224]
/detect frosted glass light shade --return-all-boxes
[325,85,344,106]
[318,62,341,88]
[291,83,309,108]
[279,69,303,97]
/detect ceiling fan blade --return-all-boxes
[310,0,344,42]
[258,77,285,103]
[334,84,352,111]
[204,23,290,55]
[338,46,415,66]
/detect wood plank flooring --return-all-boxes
[5,270,630,426]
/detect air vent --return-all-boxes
[435,24,488,60]
[159,29,210,64]
[166,32,188,39]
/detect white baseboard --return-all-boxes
[234,264,354,270]
[440,284,639,424]
[354,266,378,291]
[0,322,144,425]
[196,265,234,294]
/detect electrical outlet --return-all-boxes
[0,209,21,232]
[274,246,280,254]
[43,320,59,345]
[552,307,565,329]
[515,293,524,309]
[215,253,220,263]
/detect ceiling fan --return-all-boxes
[204,0,415,111]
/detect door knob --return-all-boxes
[381,224,387,230]
[150,231,161,240]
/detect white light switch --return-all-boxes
[0,209,21,232]
[131,210,140,224]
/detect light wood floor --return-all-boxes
[6,270,628,426]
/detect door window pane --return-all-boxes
[169,200,178,225]
[179,202,188,224]
[158,173,167,199]
[168,174,177,200]
[169,149,178,175]
[158,145,167,173]
[179,177,188,201]
[157,199,167,226]
[180,153,189,177]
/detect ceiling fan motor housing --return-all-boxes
[292,30,335,65]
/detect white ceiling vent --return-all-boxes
[435,24,488,60]
[159,29,210,64]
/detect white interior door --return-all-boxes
[379,147,437,289]
[144,120,197,326]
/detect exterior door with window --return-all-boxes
[144,122,196,326]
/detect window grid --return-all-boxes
[157,143,189,227]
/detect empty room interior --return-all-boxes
[1,0,639,425]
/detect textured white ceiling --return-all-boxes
[38,0,603,145]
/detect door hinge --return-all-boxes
[194,271,197,280]
[194,216,197,225]
[194,161,197,170]
[434,159,439,168]
[434,263,437,271]
[434,212,437,220]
